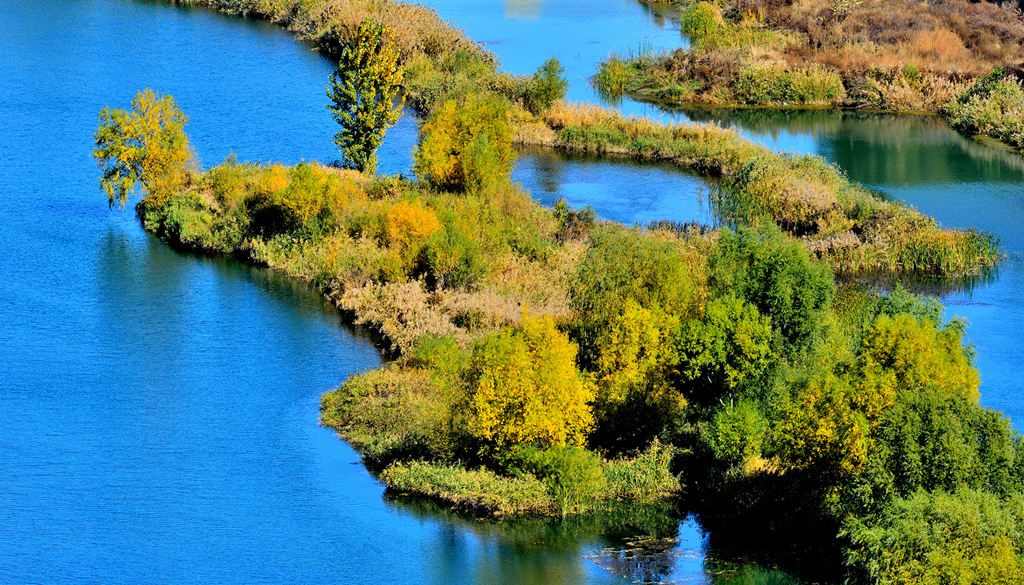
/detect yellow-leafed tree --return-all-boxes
[93,89,195,209]
[466,315,594,454]
[326,19,404,174]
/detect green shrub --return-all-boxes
[843,489,1024,585]
[414,95,517,193]
[524,57,568,114]
[553,199,596,242]
[570,225,705,364]
[509,445,607,513]
[160,191,217,249]
[603,441,681,501]
[422,223,484,289]
[709,226,835,354]
[709,400,769,465]
[671,295,774,406]
[680,2,724,36]
[733,66,845,105]
[945,77,1024,151]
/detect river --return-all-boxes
[1,1,1019,584]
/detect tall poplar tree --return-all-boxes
[326,20,405,174]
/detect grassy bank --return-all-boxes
[596,0,1024,151]
[537,103,999,276]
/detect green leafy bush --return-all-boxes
[843,489,1024,585]
[709,400,769,465]
[733,66,845,105]
[709,226,835,354]
[414,95,517,193]
[509,445,607,513]
[681,2,724,36]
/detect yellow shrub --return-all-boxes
[466,315,594,454]
[384,199,442,251]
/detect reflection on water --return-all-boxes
[391,498,804,584]
[504,0,542,19]
[680,107,1024,185]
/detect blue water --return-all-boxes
[0,1,718,584]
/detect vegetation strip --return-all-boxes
[98,1,1024,583]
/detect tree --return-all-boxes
[525,57,568,114]
[93,89,195,209]
[465,315,594,455]
[413,94,516,193]
[709,225,835,354]
[326,19,405,173]
[672,295,774,407]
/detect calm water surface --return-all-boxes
[0,1,734,584]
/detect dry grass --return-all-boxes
[612,0,1024,112]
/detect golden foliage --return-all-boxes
[466,315,594,452]
[383,199,442,250]
[93,89,196,209]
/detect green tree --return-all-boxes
[326,19,405,173]
[709,225,835,354]
[413,94,516,193]
[93,89,195,209]
[525,57,568,114]
[672,295,774,407]
[570,226,706,369]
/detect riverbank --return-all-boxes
[596,0,1024,152]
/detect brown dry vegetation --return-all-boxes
[618,0,1024,112]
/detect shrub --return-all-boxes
[866,386,1021,501]
[843,489,1024,585]
[383,199,442,250]
[422,224,484,289]
[709,400,768,465]
[247,163,346,238]
[509,445,607,513]
[381,461,553,515]
[590,299,683,453]
[414,95,517,193]
[603,441,681,501]
[524,57,568,114]
[680,2,724,36]
[709,226,835,354]
[465,315,594,454]
[570,226,705,364]
[160,192,216,249]
[733,66,845,105]
[553,199,596,242]
[671,295,774,406]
